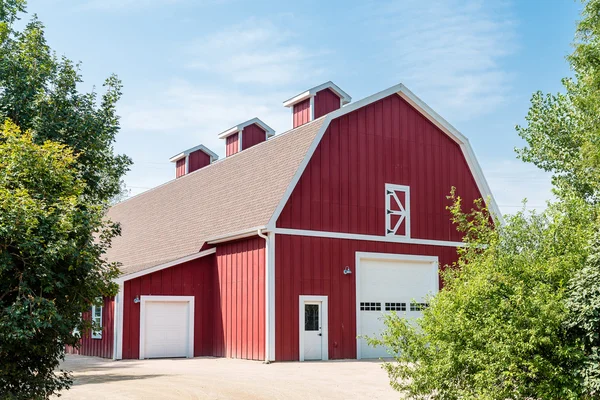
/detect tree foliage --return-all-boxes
[0,1,130,398]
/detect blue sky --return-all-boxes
[25,0,581,214]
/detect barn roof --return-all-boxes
[106,117,325,276]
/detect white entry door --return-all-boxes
[303,302,322,360]
[140,296,194,359]
[299,296,329,361]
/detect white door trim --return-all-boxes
[139,295,195,360]
[355,252,439,360]
[299,295,329,362]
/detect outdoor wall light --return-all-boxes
[133,297,141,304]
[343,266,352,275]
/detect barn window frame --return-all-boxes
[385,184,410,238]
[91,298,103,339]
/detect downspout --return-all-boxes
[257,229,273,362]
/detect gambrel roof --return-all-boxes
[107,83,500,277]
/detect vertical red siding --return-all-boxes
[275,236,459,361]
[241,124,267,150]
[215,237,265,360]
[188,149,211,173]
[277,94,483,242]
[67,296,115,359]
[122,255,216,359]
[226,133,239,157]
[175,158,186,178]
[293,98,311,128]
[314,88,341,119]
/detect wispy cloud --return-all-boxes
[183,18,327,85]
[364,0,516,119]
[482,159,554,215]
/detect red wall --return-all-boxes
[67,296,114,359]
[241,124,266,151]
[122,255,216,359]
[175,158,185,178]
[314,88,341,119]
[275,235,459,361]
[277,94,482,242]
[293,98,311,128]
[188,149,211,173]
[215,237,265,360]
[226,133,239,157]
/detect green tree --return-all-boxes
[0,1,130,398]
[0,121,120,398]
[368,192,594,400]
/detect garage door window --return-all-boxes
[360,302,381,311]
[410,302,429,311]
[385,184,410,238]
[385,302,406,311]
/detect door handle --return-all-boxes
[318,333,322,336]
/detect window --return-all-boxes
[91,298,103,339]
[410,302,429,311]
[385,302,406,311]
[385,184,410,238]
[360,302,381,311]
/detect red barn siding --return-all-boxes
[314,88,341,119]
[226,133,239,157]
[275,235,459,361]
[122,255,216,359]
[67,296,114,359]
[188,149,211,173]
[241,124,267,151]
[277,94,483,242]
[293,98,311,128]
[175,158,186,178]
[215,237,265,360]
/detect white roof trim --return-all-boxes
[169,144,219,163]
[283,81,352,108]
[205,225,266,244]
[267,83,501,230]
[116,247,217,283]
[217,117,276,139]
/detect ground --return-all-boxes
[55,355,398,399]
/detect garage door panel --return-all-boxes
[358,256,437,359]
[142,298,193,359]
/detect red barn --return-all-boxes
[70,82,499,362]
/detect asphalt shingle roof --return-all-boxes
[106,118,325,276]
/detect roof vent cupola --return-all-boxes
[169,144,219,178]
[218,118,275,157]
[283,81,351,128]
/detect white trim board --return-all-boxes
[116,248,216,283]
[113,283,124,360]
[218,117,276,139]
[138,295,195,360]
[354,252,439,360]
[299,295,329,362]
[169,144,219,163]
[283,81,352,107]
[267,83,501,230]
[272,228,465,248]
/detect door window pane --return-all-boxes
[305,304,319,331]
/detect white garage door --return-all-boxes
[357,255,438,359]
[141,297,194,359]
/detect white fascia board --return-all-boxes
[205,225,267,244]
[266,82,501,230]
[218,118,276,139]
[115,247,217,283]
[283,81,352,108]
[169,152,186,163]
[169,144,219,163]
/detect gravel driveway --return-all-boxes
[55,355,398,399]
